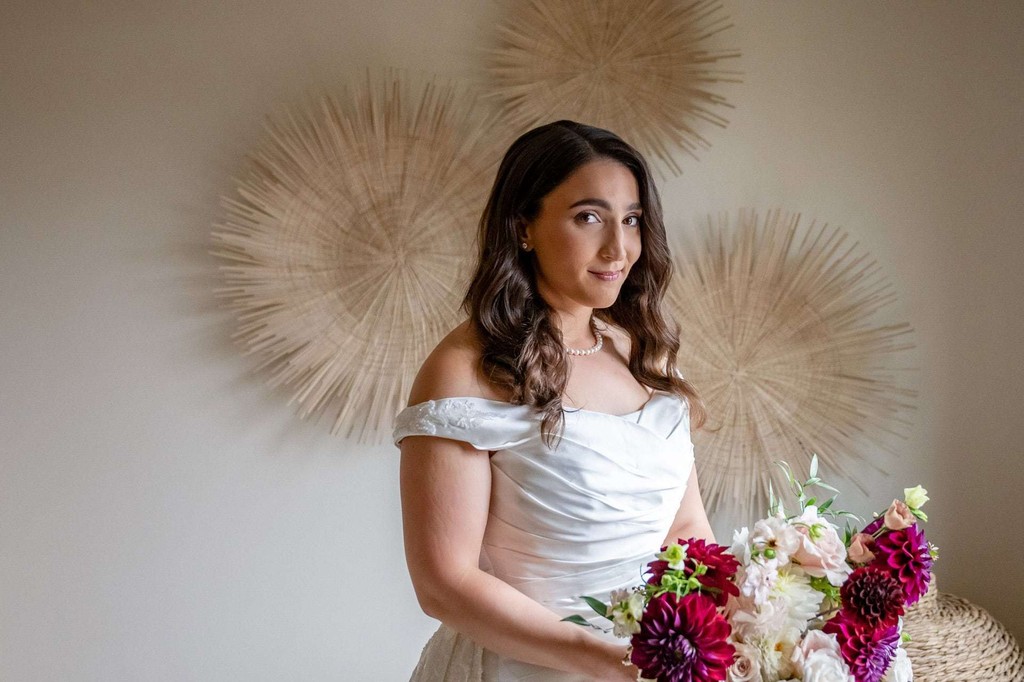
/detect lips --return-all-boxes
[590,269,622,281]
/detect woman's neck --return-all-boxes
[552,308,598,350]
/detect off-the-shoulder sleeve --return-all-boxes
[392,397,536,451]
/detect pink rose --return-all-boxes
[792,506,851,586]
[847,533,876,564]
[883,499,915,531]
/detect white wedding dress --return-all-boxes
[392,389,695,681]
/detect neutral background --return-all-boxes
[2,1,1022,679]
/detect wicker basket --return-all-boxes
[903,575,1024,681]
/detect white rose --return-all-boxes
[727,642,762,682]
[802,648,853,682]
[881,645,913,682]
[791,631,844,679]
[791,506,852,586]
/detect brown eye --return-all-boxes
[624,215,641,227]
[575,211,600,224]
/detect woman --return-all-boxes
[394,120,715,681]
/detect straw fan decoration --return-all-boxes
[665,209,917,523]
[211,74,502,442]
[485,0,741,174]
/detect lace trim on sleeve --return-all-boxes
[393,398,505,448]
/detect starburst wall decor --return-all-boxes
[210,73,504,442]
[486,0,741,174]
[666,209,918,523]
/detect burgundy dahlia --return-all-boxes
[684,539,741,606]
[841,566,905,629]
[870,523,933,605]
[630,593,735,682]
[645,539,740,607]
[823,611,900,682]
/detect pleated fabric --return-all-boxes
[393,391,694,681]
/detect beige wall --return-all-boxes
[2,1,1021,679]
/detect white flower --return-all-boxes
[772,568,823,633]
[751,516,802,566]
[731,527,753,565]
[607,589,644,638]
[755,628,800,682]
[882,645,913,682]
[790,506,851,586]
[727,641,762,682]
[802,648,853,682]
[608,588,630,608]
[729,598,788,643]
[741,558,780,606]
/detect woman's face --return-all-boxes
[523,158,642,312]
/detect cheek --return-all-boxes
[543,232,588,265]
[628,233,643,260]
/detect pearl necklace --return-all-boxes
[564,318,603,356]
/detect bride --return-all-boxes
[394,120,716,681]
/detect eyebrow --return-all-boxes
[568,198,642,212]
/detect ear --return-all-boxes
[516,216,533,251]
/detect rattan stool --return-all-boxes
[903,575,1024,681]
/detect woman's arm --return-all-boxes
[662,462,716,546]
[401,434,638,681]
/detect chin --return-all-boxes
[589,294,621,309]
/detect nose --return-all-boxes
[601,224,628,262]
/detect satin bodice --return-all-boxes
[393,390,695,680]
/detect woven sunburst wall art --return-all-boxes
[211,74,503,443]
[666,209,918,523]
[486,0,741,174]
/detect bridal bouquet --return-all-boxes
[566,536,742,681]
[724,457,935,682]
[568,456,936,682]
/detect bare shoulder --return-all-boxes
[406,319,509,406]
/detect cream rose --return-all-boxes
[727,642,761,682]
[791,631,845,678]
[802,648,853,682]
[903,485,929,510]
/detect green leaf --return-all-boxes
[582,595,609,618]
[561,614,597,628]
[809,454,819,479]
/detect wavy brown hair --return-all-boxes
[461,120,706,447]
